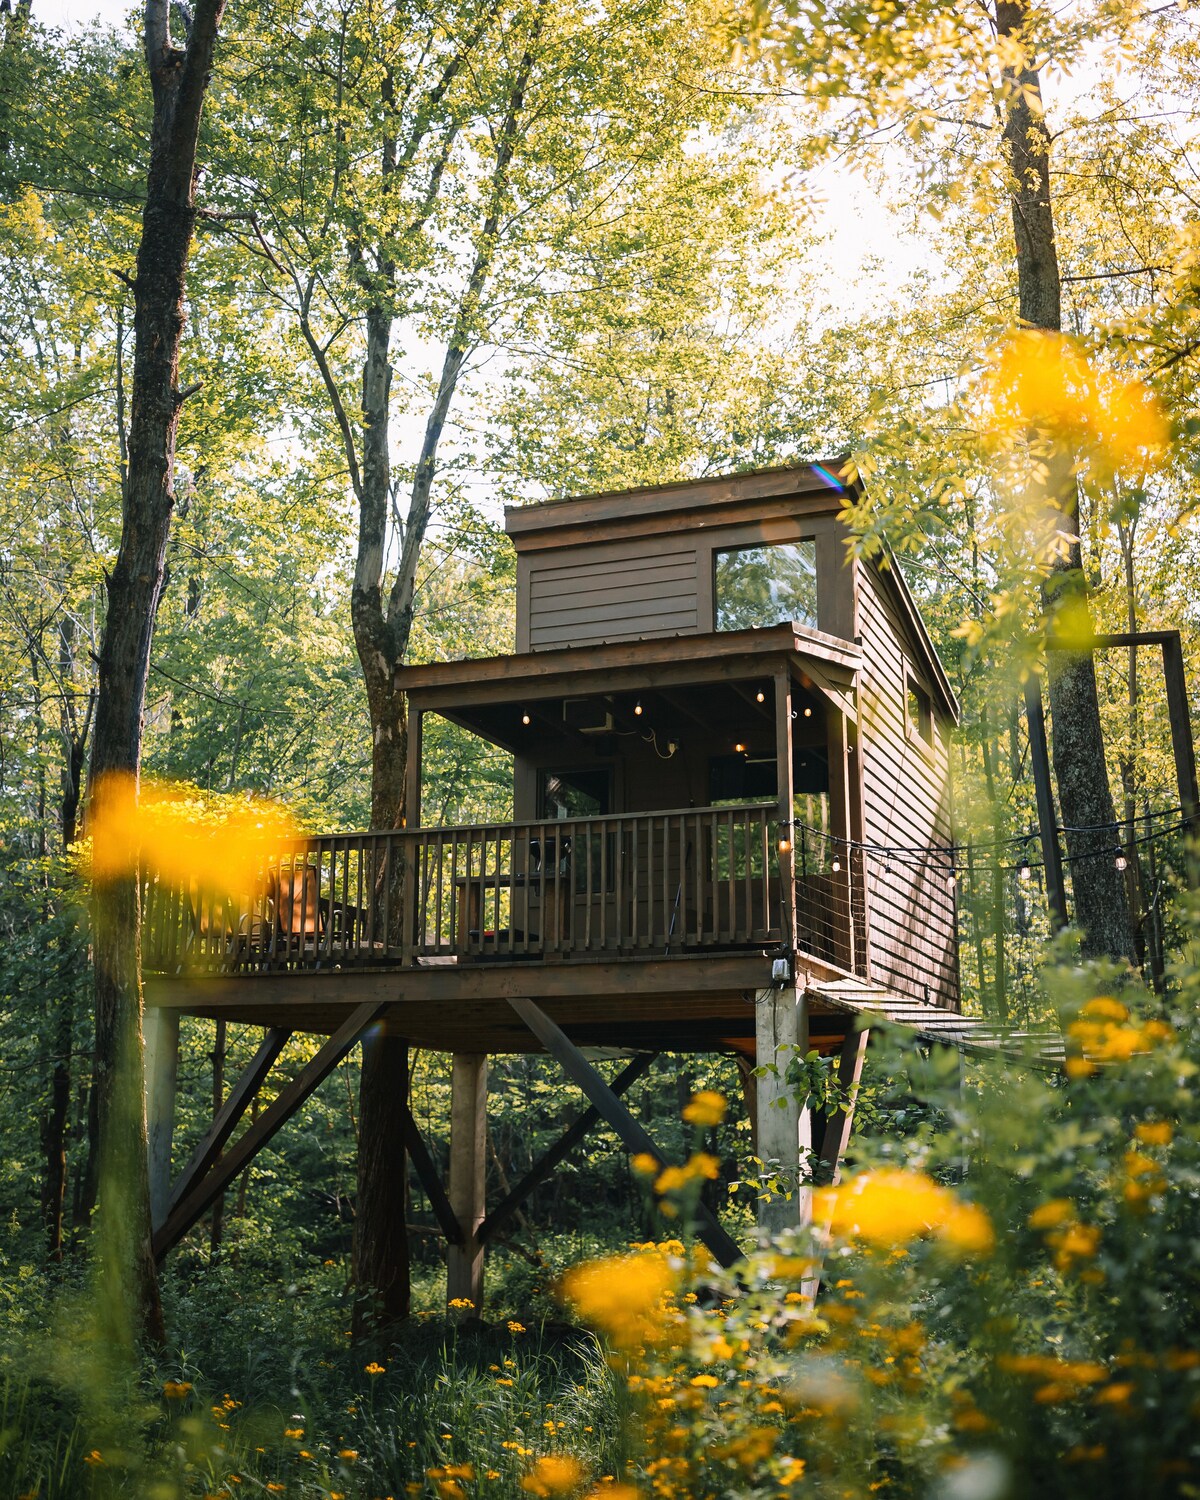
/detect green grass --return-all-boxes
[0,1250,627,1500]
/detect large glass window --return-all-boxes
[715,540,818,631]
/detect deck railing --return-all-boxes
[142,804,867,975]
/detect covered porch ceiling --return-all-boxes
[396,623,861,755]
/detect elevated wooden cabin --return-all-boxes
[143,462,962,1294]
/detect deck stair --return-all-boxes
[809,978,1065,1068]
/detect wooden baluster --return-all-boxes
[599,818,608,949]
[692,812,702,945]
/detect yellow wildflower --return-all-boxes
[163,1380,193,1400]
[687,1152,720,1181]
[508,1320,526,1334]
[283,1428,304,1440]
[364,1362,386,1376]
[560,1251,676,1347]
[682,1090,727,1127]
[521,1455,586,1496]
[1028,1199,1074,1231]
[690,1374,719,1388]
[631,1153,658,1176]
[654,1165,688,1194]
[1135,1121,1173,1146]
[814,1169,994,1254]
[338,1450,358,1461]
[982,330,1168,479]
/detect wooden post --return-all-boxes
[754,983,811,1238]
[447,1052,487,1315]
[774,669,796,950]
[144,1005,179,1230]
[1161,633,1200,887]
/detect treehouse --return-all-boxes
[143,461,969,1301]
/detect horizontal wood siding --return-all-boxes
[858,568,959,1009]
[528,544,699,650]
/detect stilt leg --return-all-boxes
[446,1053,487,1316]
[144,1006,179,1231]
[754,984,810,1238]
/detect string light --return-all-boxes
[521,710,531,726]
[1115,851,1128,872]
[756,690,766,703]
[634,701,643,716]
[735,742,747,754]
[1017,854,1032,882]
[831,856,842,873]
[803,706,812,718]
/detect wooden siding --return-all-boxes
[857,565,959,1009]
[526,543,699,650]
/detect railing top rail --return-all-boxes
[411,803,779,837]
[232,803,781,849]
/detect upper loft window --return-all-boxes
[714,541,818,632]
[907,674,934,747]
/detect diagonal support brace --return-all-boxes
[478,1051,656,1246]
[164,1025,292,1224]
[153,1001,386,1261]
[507,998,742,1268]
[404,1105,463,1246]
[815,1025,869,1187]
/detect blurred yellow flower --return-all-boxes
[682,1090,727,1127]
[364,1362,386,1376]
[631,1153,658,1176]
[1029,1199,1075,1230]
[982,330,1168,478]
[654,1165,688,1194]
[163,1380,193,1400]
[814,1169,993,1254]
[690,1374,719,1388]
[87,772,300,896]
[559,1251,677,1347]
[1050,1221,1102,1271]
[521,1455,586,1496]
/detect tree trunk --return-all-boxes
[353,1035,411,1330]
[995,0,1135,963]
[87,0,227,1352]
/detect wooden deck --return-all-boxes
[141,803,882,1051]
[144,948,881,1052]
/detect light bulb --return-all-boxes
[634,701,643,716]
[735,742,746,753]
[1115,852,1128,872]
[1018,857,1032,882]
[947,870,957,888]
[756,690,765,703]
[521,711,531,726]
[778,837,792,853]
[803,706,812,718]
[831,857,842,873]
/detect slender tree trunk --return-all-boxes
[995,0,1135,963]
[87,0,228,1351]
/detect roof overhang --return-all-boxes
[395,624,861,721]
